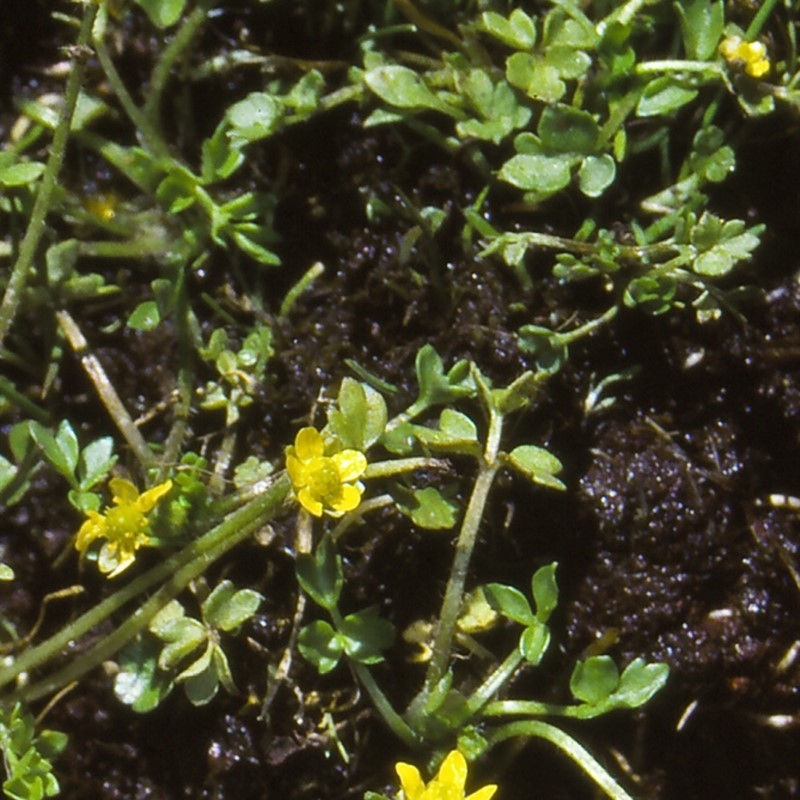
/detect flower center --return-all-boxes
[308,458,341,500]
[105,505,147,541]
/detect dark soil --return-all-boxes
[2,3,800,799]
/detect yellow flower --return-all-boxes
[286,427,367,517]
[75,477,172,577]
[396,750,497,800]
[719,35,770,78]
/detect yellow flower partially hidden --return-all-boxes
[75,477,172,578]
[719,35,770,78]
[396,750,497,800]
[286,427,367,517]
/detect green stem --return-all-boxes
[635,59,725,78]
[483,699,605,721]
[143,0,215,127]
[350,661,420,748]
[364,457,448,480]
[1,474,291,702]
[159,262,194,478]
[279,262,325,319]
[0,377,50,424]
[488,720,636,800]
[92,5,170,160]
[327,606,418,747]
[0,2,98,351]
[744,0,781,39]
[557,305,619,346]
[75,239,173,259]
[461,647,524,721]
[424,448,501,691]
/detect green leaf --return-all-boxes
[637,76,699,117]
[114,638,173,712]
[134,0,187,28]
[231,228,281,266]
[538,104,599,154]
[201,121,245,182]
[532,562,558,622]
[0,456,18,495]
[211,646,237,696]
[545,46,592,80]
[578,154,616,198]
[155,173,197,214]
[397,486,459,530]
[226,93,284,144]
[483,583,535,626]
[364,65,456,115]
[174,640,214,681]
[9,423,33,464]
[0,161,45,187]
[29,421,79,484]
[410,409,481,456]
[479,9,537,50]
[156,617,207,671]
[498,153,574,195]
[296,538,343,611]
[689,126,735,183]
[517,325,569,374]
[127,301,161,332]
[610,658,669,708]
[327,378,387,451]
[570,656,621,705]
[182,659,221,706]
[519,621,550,665]
[413,345,475,409]
[202,581,262,632]
[492,370,546,415]
[455,76,531,144]
[338,606,395,664]
[504,445,566,490]
[624,274,678,314]
[676,0,725,60]
[0,563,14,581]
[298,620,344,674]
[506,53,566,102]
[77,437,116,490]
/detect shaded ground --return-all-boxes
[2,2,800,799]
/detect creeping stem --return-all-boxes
[489,720,636,800]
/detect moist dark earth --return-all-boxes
[2,2,800,799]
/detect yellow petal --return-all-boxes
[466,786,497,800]
[333,450,367,482]
[98,541,134,577]
[295,427,324,460]
[330,483,363,514]
[437,751,467,792]
[109,477,138,504]
[75,514,104,552]
[286,454,308,488]
[396,763,424,800]
[297,487,323,517]
[137,479,173,512]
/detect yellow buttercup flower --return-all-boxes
[75,477,172,577]
[396,750,497,800]
[285,427,367,517]
[719,35,770,79]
